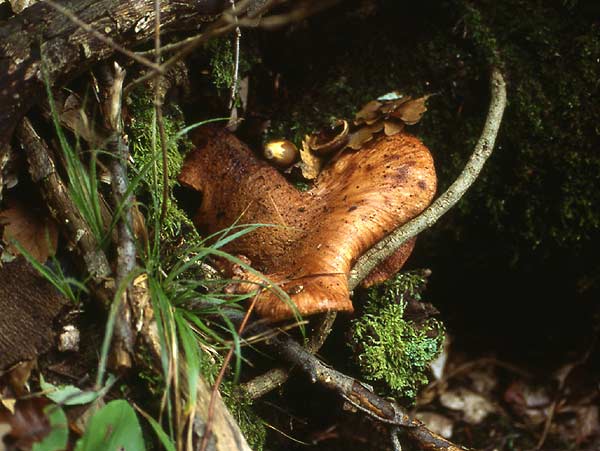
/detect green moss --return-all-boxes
[127,91,197,241]
[349,272,444,401]
[207,37,237,90]
[223,385,267,451]
[206,36,261,96]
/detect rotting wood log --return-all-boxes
[0,257,69,371]
[0,0,228,163]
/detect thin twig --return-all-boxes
[124,0,265,94]
[44,0,162,73]
[199,292,261,451]
[124,0,324,94]
[125,22,237,94]
[349,67,507,288]
[241,311,335,399]
[243,68,508,400]
[98,62,137,370]
[224,0,340,29]
[229,0,242,112]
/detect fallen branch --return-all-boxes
[0,0,226,160]
[270,333,469,451]
[17,118,112,303]
[242,67,508,399]
[98,62,137,370]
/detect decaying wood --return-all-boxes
[0,0,227,162]
[17,118,112,283]
[17,118,112,292]
[270,333,469,451]
[0,257,69,371]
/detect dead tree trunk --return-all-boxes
[0,0,225,154]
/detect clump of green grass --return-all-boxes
[31,64,278,449]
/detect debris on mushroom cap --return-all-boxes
[298,136,322,180]
[306,119,349,155]
[348,94,432,150]
[179,126,437,322]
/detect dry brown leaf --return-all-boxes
[354,100,382,124]
[391,94,432,125]
[347,127,375,150]
[347,121,385,150]
[383,119,405,136]
[6,360,36,397]
[415,412,453,439]
[0,398,53,449]
[307,120,349,155]
[58,93,99,146]
[380,96,411,114]
[298,136,323,180]
[0,201,58,263]
[440,388,497,424]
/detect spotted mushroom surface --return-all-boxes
[179,126,436,321]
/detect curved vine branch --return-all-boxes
[349,67,507,288]
[243,67,508,400]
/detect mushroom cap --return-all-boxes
[179,126,436,321]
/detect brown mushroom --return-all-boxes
[179,126,436,322]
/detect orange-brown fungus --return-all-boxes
[179,126,436,321]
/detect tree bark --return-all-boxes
[0,0,226,154]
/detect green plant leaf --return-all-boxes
[32,405,68,451]
[41,379,97,406]
[74,400,145,451]
[40,374,116,406]
[135,405,176,451]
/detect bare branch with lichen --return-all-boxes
[270,333,469,451]
[98,61,137,370]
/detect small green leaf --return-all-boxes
[41,377,97,406]
[75,400,145,451]
[136,408,176,451]
[40,374,116,406]
[32,405,68,451]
